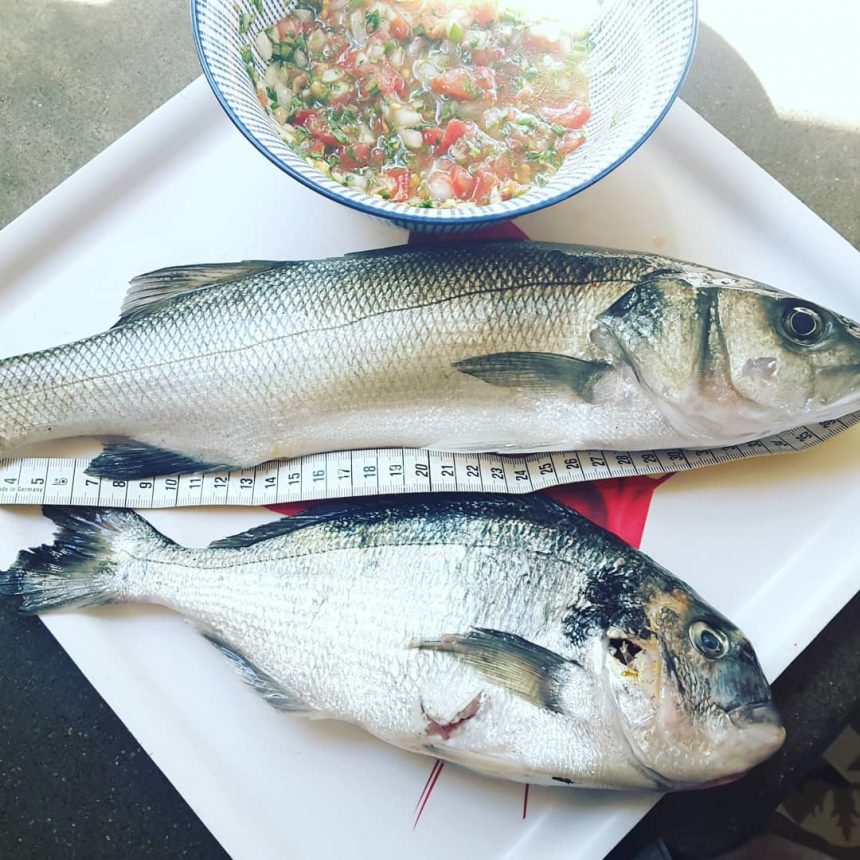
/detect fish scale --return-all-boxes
[2,240,860,481]
[0,496,785,789]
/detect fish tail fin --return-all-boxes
[0,506,169,614]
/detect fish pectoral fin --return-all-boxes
[412,627,580,714]
[86,439,235,481]
[203,632,315,714]
[114,260,286,327]
[453,352,612,403]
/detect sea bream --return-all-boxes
[3,241,860,479]
[0,496,785,790]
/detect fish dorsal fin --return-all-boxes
[203,633,314,713]
[114,260,285,327]
[209,500,372,549]
[412,627,580,714]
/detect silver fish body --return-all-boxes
[3,241,859,479]
[1,497,785,790]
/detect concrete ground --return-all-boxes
[0,1,858,858]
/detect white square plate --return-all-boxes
[1,78,858,859]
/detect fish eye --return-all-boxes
[780,304,826,345]
[689,621,729,659]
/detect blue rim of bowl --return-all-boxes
[191,0,699,227]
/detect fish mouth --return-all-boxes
[727,701,782,730]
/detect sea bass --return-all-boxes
[3,241,859,479]
[0,496,784,790]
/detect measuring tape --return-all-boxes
[0,413,857,509]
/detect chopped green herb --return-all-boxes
[500,9,525,25]
[238,11,255,34]
[437,99,456,123]
[551,123,566,135]
[419,199,434,208]
[251,0,262,12]
[365,9,382,31]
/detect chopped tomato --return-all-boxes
[293,109,316,127]
[390,16,411,40]
[472,1,497,25]
[339,47,372,78]
[276,17,303,40]
[541,101,592,129]
[431,67,496,101]
[296,110,340,147]
[490,153,514,181]
[307,140,326,157]
[437,118,469,154]
[256,88,268,109]
[470,165,498,204]
[385,167,412,202]
[362,63,407,99]
[338,142,372,170]
[448,163,476,199]
[422,127,444,149]
[522,28,564,55]
[470,47,504,65]
[369,146,386,167]
[556,131,586,158]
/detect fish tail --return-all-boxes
[0,506,170,614]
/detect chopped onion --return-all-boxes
[357,123,376,144]
[255,31,273,62]
[264,63,280,88]
[308,30,326,53]
[367,42,385,61]
[427,171,454,202]
[345,173,368,191]
[391,106,422,128]
[322,67,344,83]
[293,48,308,68]
[349,9,368,45]
[293,7,314,22]
[329,0,349,8]
[465,29,488,50]
[407,36,427,56]
[389,46,404,68]
[273,106,288,124]
[329,81,352,100]
[454,100,487,121]
[399,128,423,149]
[274,82,291,104]
[413,59,440,82]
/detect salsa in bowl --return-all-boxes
[193,0,697,230]
[250,0,592,208]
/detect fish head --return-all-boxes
[595,269,860,443]
[602,582,784,789]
